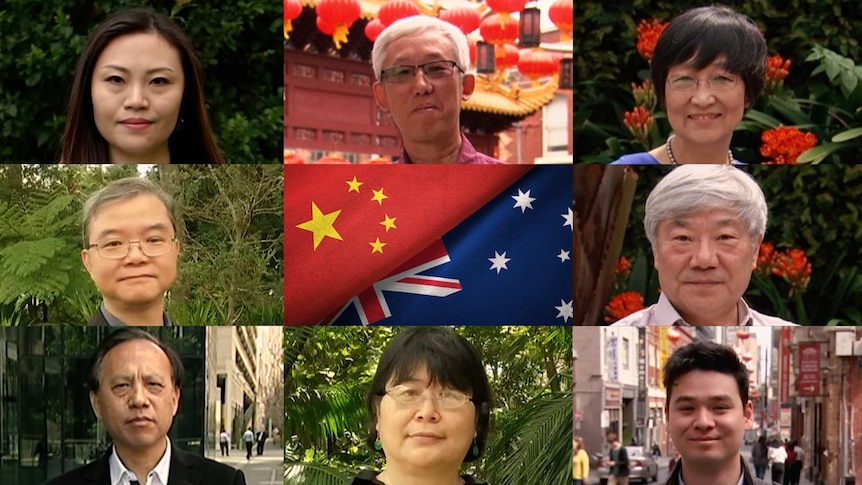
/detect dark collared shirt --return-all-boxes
[101,304,174,327]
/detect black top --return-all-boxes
[662,456,777,485]
[350,469,489,485]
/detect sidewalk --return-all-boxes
[210,445,283,485]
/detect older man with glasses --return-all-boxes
[81,177,180,326]
[371,16,504,164]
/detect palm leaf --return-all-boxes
[284,461,351,485]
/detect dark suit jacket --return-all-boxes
[42,445,246,485]
[87,310,108,326]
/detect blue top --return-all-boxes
[609,152,745,165]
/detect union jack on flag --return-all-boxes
[284,165,573,325]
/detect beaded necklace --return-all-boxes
[665,135,733,165]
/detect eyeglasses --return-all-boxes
[380,60,464,84]
[383,384,474,410]
[87,235,177,259]
[667,74,739,92]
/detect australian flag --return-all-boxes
[284,165,573,325]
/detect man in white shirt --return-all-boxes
[612,166,796,327]
[243,427,254,460]
[43,328,245,485]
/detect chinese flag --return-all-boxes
[285,165,530,325]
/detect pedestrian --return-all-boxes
[768,439,787,484]
[606,431,630,485]
[573,436,590,485]
[243,426,254,460]
[219,428,230,457]
[651,443,661,458]
[783,441,797,485]
[788,440,804,485]
[751,435,769,479]
[256,429,268,455]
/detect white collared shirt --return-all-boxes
[610,293,798,326]
[109,437,172,485]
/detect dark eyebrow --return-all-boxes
[673,394,735,405]
[100,65,176,75]
[94,222,172,241]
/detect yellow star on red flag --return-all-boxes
[296,201,342,250]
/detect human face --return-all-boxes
[376,366,477,472]
[666,370,753,470]
[91,33,184,164]
[653,208,759,325]
[372,32,474,146]
[664,59,746,149]
[82,194,179,309]
[90,339,180,454]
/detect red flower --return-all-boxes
[772,249,812,294]
[604,291,645,322]
[623,106,653,148]
[756,242,775,277]
[766,55,791,83]
[760,126,818,164]
[636,19,668,61]
[616,256,631,276]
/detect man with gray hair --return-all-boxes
[613,165,795,326]
[81,177,180,326]
[371,15,503,164]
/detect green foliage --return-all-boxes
[0,0,280,163]
[575,1,862,163]
[284,327,573,484]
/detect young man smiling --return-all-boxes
[82,177,180,326]
[663,340,775,485]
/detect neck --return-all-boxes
[669,135,732,164]
[677,301,739,326]
[104,299,165,326]
[116,438,167,483]
[377,462,463,485]
[678,455,742,485]
[110,146,171,164]
[403,133,462,164]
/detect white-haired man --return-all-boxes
[613,165,796,326]
[371,16,503,164]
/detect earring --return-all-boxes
[174,114,185,133]
[374,438,383,451]
[471,438,479,456]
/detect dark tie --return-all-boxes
[130,481,141,485]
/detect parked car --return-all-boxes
[595,446,659,484]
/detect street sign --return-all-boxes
[798,342,821,396]
[574,410,583,422]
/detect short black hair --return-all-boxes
[651,5,767,108]
[365,327,492,462]
[87,328,185,393]
[663,340,749,407]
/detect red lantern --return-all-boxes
[285,0,303,40]
[667,328,680,343]
[378,0,421,27]
[742,353,754,362]
[495,43,520,71]
[479,13,519,47]
[737,329,751,340]
[365,18,385,42]
[548,0,573,42]
[517,48,556,86]
[486,0,527,17]
[316,0,361,50]
[284,153,306,164]
[439,6,480,34]
[468,38,476,66]
[316,15,335,35]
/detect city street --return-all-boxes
[584,445,814,485]
[211,445,283,485]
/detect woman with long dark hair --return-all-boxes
[60,8,224,164]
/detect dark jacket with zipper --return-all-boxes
[663,456,776,485]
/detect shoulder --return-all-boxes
[609,304,657,326]
[173,447,244,480]
[463,474,490,485]
[349,469,380,484]
[87,310,107,326]
[609,152,661,165]
[749,308,798,326]
[42,457,106,485]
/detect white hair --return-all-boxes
[371,16,469,81]
[644,166,768,250]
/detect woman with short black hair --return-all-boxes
[350,327,492,485]
[612,5,766,165]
